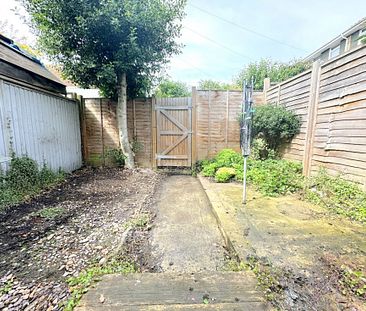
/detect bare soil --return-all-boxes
[0,167,162,311]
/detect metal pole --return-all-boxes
[243,156,248,204]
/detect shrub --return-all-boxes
[215,167,236,183]
[200,148,303,196]
[0,156,65,211]
[305,170,366,223]
[252,104,300,151]
[201,162,218,177]
[6,156,39,194]
[104,148,126,167]
[215,149,243,167]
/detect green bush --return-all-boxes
[215,167,236,183]
[305,170,366,223]
[201,162,218,177]
[6,156,39,194]
[0,156,65,211]
[104,148,126,167]
[252,104,300,151]
[215,149,243,167]
[200,148,303,196]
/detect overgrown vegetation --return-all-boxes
[305,170,366,223]
[200,149,303,196]
[235,58,311,91]
[64,259,136,311]
[104,148,127,167]
[198,149,366,222]
[252,104,301,152]
[0,156,65,210]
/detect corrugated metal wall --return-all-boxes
[0,80,82,172]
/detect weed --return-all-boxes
[103,148,126,167]
[340,266,366,299]
[304,170,366,223]
[63,260,135,311]
[32,207,66,220]
[124,214,150,229]
[0,280,13,295]
[0,156,65,211]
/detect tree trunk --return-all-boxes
[117,72,135,169]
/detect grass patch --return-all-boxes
[63,259,136,311]
[123,213,150,229]
[0,156,65,211]
[32,207,66,220]
[0,279,13,295]
[305,170,366,223]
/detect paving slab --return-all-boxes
[151,175,226,273]
[76,272,269,311]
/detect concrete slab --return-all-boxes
[151,175,226,273]
[76,272,269,311]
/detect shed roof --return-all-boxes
[0,34,66,94]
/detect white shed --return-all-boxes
[0,34,82,172]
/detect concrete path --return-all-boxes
[151,175,225,272]
[76,175,269,310]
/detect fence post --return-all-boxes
[151,96,157,169]
[191,87,197,166]
[263,78,270,103]
[303,60,321,177]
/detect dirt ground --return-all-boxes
[200,176,366,311]
[0,167,162,311]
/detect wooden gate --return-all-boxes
[153,97,193,167]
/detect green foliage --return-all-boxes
[6,156,39,194]
[22,0,187,99]
[339,266,366,298]
[32,207,66,220]
[201,162,218,177]
[64,260,135,311]
[155,79,190,98]
[250,138,277,160]
[214,149,243,167]
[124,213,150,229]
[104,148,126,167]
[0,156,65,211]
[215,167,236,183]
[198,79,238,91]
[252,104,300,151]
[244,159,303,196]
[200,149,303,196]
[305,170,366,223]
[235,58,310,91]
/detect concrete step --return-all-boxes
[76,272,270,311]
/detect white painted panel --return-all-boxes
[0,80,82,172]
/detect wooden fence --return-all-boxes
[82,91,264,168]
[264,44,366,186]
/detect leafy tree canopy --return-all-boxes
[235,59,310,91]
[155,79,190,98]
[198,79,238,91]
[21,0,186,98]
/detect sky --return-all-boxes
[1,0,366,87]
